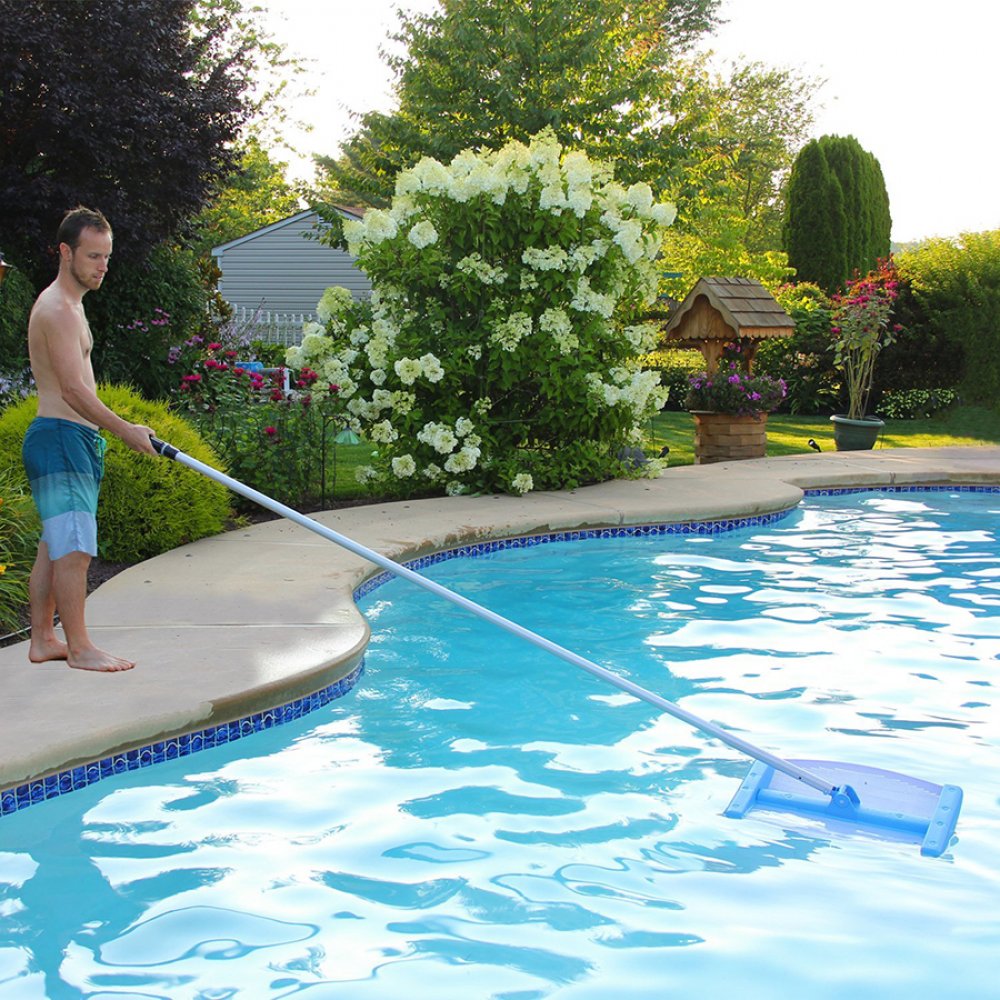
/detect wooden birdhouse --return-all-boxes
[661,276,794,373]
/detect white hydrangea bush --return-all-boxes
[287,129,676,496]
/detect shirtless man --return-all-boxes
[22,207,156,671]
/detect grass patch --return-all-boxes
[645,406,1000,467]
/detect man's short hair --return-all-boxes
[57,207,112,250]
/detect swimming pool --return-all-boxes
[0,489,998,997]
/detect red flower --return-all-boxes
[264,426,277,437]
[207,342,222,351]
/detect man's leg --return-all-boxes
[47,550,134,672]
[27,541,67,662]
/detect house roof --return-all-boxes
[211,206,364,257]
[662,276,794,345]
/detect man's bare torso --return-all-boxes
[28,283,100,428]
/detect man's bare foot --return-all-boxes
[29,636,70,663]
[67,647,136,672]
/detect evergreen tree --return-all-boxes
[784,135,891,291]
[784,140,847,291]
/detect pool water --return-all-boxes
[1,491,999,998]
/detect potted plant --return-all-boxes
[829,259,900,450]
[685,363,787,464]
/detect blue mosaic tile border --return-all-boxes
[803,484,1000,497]
[353,507,797,600]
[0,663,363,819]
[355,484,1000,601]
[5,484,995,821]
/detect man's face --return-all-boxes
[63,227,112,292]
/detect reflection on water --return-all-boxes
[1,492,999,998]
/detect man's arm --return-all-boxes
[42,307,156,454]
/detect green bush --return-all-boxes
[878,388,958,420]
[85,244,223,400]
[172,341,347,508]
[893,231,1000,403]
[640,349,704,410]
[0,266,36,380]
[755,282,840,415]
[301,131,676,496]
[0,465,35,632]
[876,275,958,393]
[248,340,287,367]
[0,387,231,562]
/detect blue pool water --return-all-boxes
[1,490,999,998]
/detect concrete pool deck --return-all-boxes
[3,446,1000,802]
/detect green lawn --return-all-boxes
[645,406,1000,467]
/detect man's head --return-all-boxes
[57,206,112,251]
[57,207,112,293]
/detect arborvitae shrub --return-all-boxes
[0,386,231,562]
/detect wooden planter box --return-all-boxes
[691,411,768,464]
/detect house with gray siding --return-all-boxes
[212,208,371,344]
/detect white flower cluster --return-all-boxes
[414,418,482,478]
[407,220,439,249]
[585,368,667,418]
[621,322,660,354]
[570,276,615,318]
[344,209,398,254]
[511,473,534,494]
[448,253,506,286]
[522,246,569,271]
[393,352,445,386]
[417,421,459,455]
[569,240,608,273]
[490,312,533,352]
[539,308,579,355]
[369,419,398,444]
[316,286,354,325]
[391,454,416,478]
[444,442,481,473]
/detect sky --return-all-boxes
[257,0,1000,244]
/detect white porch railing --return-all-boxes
[230,307,315,346]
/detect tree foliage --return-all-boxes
[783,134,891,292]
[0,0,262,277]
[187,136,303,257]
[662,57,817,252]
[316,0,721,208]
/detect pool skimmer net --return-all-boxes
[726,759,963,856]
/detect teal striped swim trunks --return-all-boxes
[22,417,107,560]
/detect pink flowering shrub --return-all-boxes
[831,258,901,419]
[173,342,347,507]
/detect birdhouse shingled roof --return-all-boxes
[662,276,794,347]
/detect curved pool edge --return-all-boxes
[2,446,999,814]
